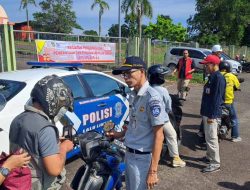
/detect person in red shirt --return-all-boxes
[174,50,195,101]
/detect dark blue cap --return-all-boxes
[112,56,146,75]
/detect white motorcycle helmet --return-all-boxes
[212,44,223,53]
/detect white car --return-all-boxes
[0,63,130,158]
[164,47,242,75]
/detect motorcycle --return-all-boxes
[241,62,250,73]
[69,121,126,190]
[169,94,183,141]
[218,77,244,140]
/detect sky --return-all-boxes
[0,0,196,36]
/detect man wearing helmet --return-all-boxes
[199,55,226,173]
[219,61,241,142]
[9,75,74,189]
[241,54,247,64]
[174,50,195,102]
[211,45,223,58]
[147,64,186,168]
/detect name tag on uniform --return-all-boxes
[132,119,136,129]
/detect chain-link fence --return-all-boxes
[14,30,130,71]
[152,40,250,65]
[12,30,250,72]
[199,44,250,61]
[151,40,197,65]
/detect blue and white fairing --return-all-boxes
[65,94,129,159]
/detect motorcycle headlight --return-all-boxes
[233,64,238,68]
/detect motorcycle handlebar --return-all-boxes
[99,140,110,149]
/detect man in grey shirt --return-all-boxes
[9,75,74,190]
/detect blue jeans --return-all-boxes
[224,103,239,138]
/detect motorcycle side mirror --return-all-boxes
[120,85,131,97]
[120,86,127,97]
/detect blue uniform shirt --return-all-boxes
[152,85,172,116]
[125,81,167,152]
[200,71,226,119]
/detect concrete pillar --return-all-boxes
[229,45,235,58]
[144,38,151,68]
[2,24,11,71]
[0,5,16,72]
[8,23,16,70]
[242,46,247,59]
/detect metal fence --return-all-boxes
[199,44,250,61]
[151,40,197,64]
[151,39,250,65]
[12,30,250,72]
[0,32,4,72]
[13,30,130,71]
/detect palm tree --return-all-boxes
[122,0,153,39]
[20,0,36,41]
[91,0,110,37]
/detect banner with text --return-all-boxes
[35,40,116,63]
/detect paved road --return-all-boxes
[65,73,250,190]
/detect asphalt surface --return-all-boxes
[65,73,250,190]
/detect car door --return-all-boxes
[61,74,89,133]
[188,50,206,70]
[61,74,129,158]
[78,73,129,133]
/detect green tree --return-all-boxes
[20,0,36,41]
[20,0,36,29]
[91,0,110,36]
[33,0,81,33]
[121,0,153,39]
[108,24,129,37]
[144,15,187,41]
[241,24,250,46]
[84,30,98,36]
[124,13,137,37]
[82,30,98,41]
[187,0,250,45]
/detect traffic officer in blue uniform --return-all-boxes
[109,56,166,190]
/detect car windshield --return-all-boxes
[202,50,232,61]
[203,50,212,56]
[0,80,26,102]
[221,53,231,60]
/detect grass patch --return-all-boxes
[165,72,205,84]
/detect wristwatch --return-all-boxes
[0,167,10,177]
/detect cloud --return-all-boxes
[1,0,196,35]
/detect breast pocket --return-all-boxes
[135,106,148,120]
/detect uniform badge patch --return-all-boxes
[150,105,161,117]
[139,106,145,112]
